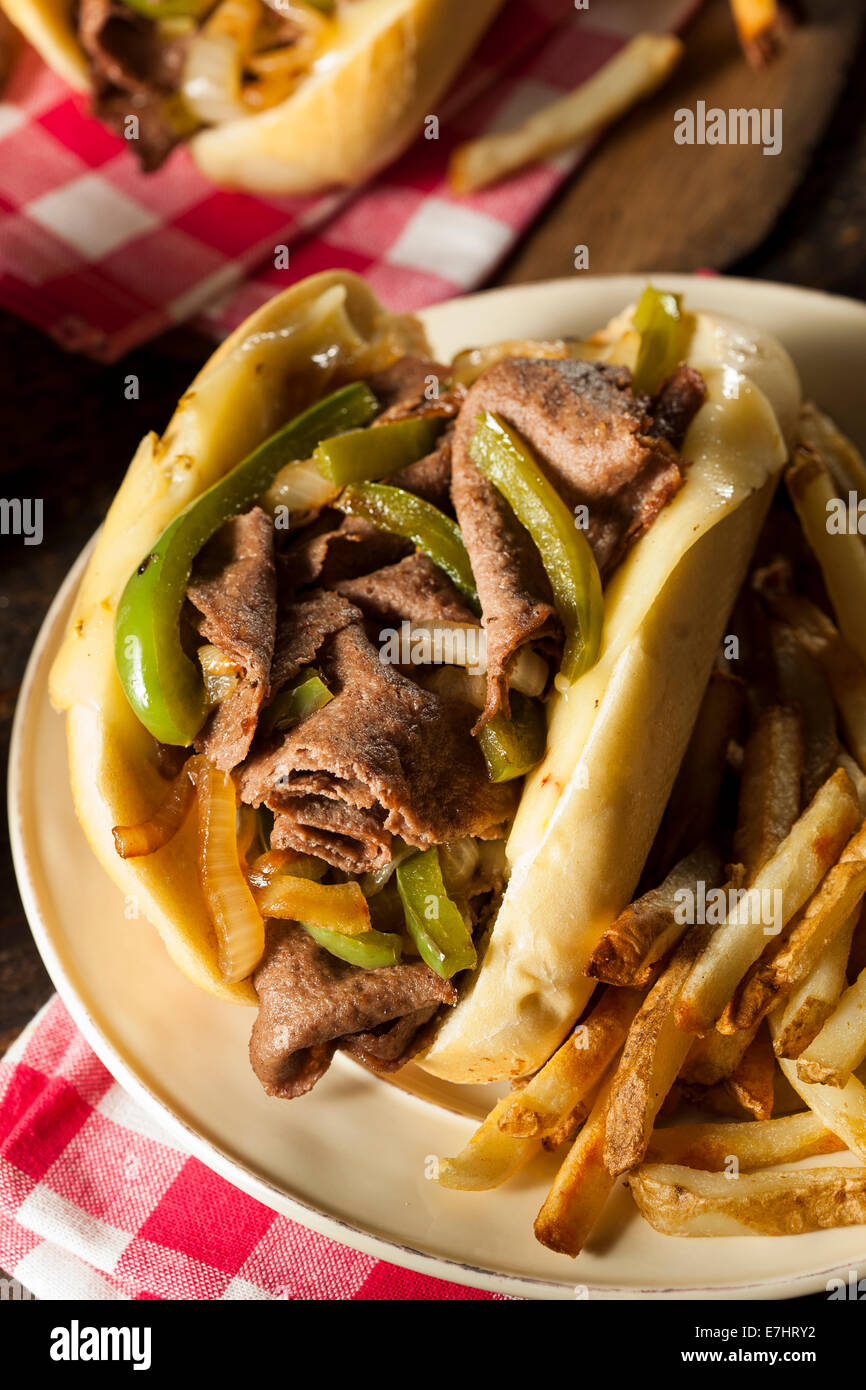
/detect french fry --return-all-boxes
[603,936,701,1177]
[797,402,866,502]
[724,1023,775,1120]
[770,1011,866,1163]
[495,987,641,1137]
[797,966,866,1087]
[434,1095,540,1192]
[534,1065,619,1257]
[675,769,860,1035]
[681,1026,774,1120]
[720,828,866,1034]
[772,910,857,1059]
[761,591,866,772]
[435,987,640,1190]
[786,448,866,673]
[647,671,745,881]
[729,0,792,68]
[646,1110,843,1171]
[770,623,838,803]
[733,705,803,882]
[449,34,684,195]
[587,844,723,986]
[680,1023,759,1087]
[538,1087,597,1153]
[630,1163,866,1238]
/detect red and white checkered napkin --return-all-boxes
[0,996,505,1301]
[0,0,700,361]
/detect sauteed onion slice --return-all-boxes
[112,754,203,859]
[197,760,266,982]
[182,33,249,125]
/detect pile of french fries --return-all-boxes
[435,403,866,1253]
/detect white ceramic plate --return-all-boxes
[11,275,866,1301]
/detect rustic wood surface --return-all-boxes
[502,0,863,282]
[1,0,865,1295]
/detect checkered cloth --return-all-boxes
[0,997,503,1300]
[0,0,700,361]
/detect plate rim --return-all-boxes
[10,272,866,1301]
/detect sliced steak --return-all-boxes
[451,451,559,729]
[334,552,475,628]
[650,365,707,449]
[391,431,454,511]
[79,0,189,93]
[341,1005,441,1073]
[187,507,276,771]
[369,357,465,423]
[250,922,456,1098]
[238,622,518,872]
[451,357,691,723]
[78,0,190,169]
[282,513,412,590]
[270,589,361,696]
[270,797,392,873]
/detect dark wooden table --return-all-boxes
[1,0,865,1296]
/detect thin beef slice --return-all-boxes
[649,364,708,449]
[187,507,276,771]
[250,922,456,1097]
[368,357,465,423]
[270,589,361,696]
[238,622,517,872]
[282,514,412,591]
[335,552,475,628]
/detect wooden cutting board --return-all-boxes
[503,0,863,282]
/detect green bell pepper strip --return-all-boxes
[469,411,603,687]
[260,668,332,736]
[478,691,547,783]
[335,483,479,608]
[314,415,443,487]
[396,848,477,980]
[632,286,686,395]
[303,923,402,968]
[120,0,213,19]
[115,383,378,747]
